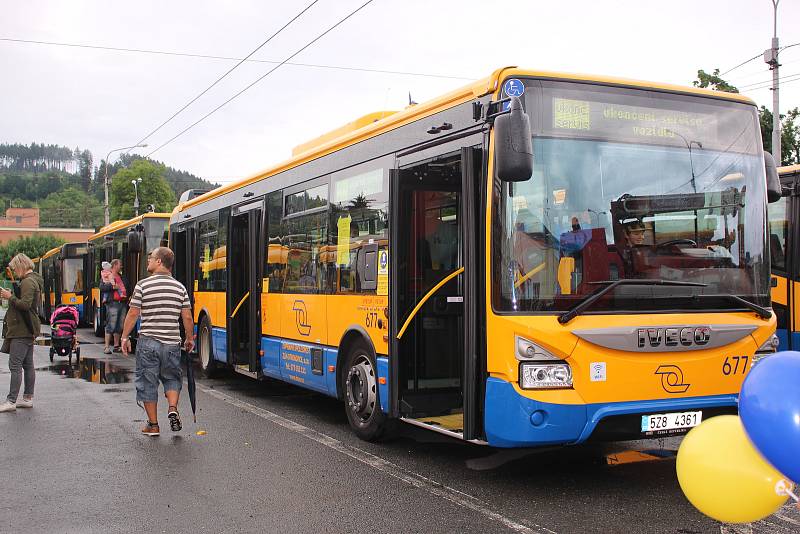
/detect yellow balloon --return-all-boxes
[676,415,790,524]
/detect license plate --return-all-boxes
[641,411,702,434]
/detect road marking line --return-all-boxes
[199,385,555,534]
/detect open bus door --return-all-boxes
[390,140,483,441]
[171,223,196,346]
[770,167,800,349]
[228,201,263,377]
[171,225,196,303]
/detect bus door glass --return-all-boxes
[392,148,471,434]
[171,226,194,300]
[228,201,263,372]
[769,169,799,349]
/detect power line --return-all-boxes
[744,75,800,93]
[132,0,320,147]
[719,42,800,77]
[146,0,376,158]
[0,36,471,81]
[720,53,762,77]
[739,71,800,90]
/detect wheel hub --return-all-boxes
[345,356,376,422]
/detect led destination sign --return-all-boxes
[553,97,715,142]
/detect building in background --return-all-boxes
[0,207,94,244]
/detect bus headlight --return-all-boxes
[516,335,559,361]
[519,362,573,389]
[752,334,780,366]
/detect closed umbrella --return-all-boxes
[183,349,197,423]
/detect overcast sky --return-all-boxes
[2,0,799,185]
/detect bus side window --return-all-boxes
[197,217,220,291]
[265,191,285,293]
[284,211,328,294]
[767,194,788,272]
[330,166,388,294]
[216,208,228,292]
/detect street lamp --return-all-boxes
[131,178,142,217]
[104,143,147,225]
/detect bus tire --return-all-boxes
[342,340,390,442]
[198,317,219,378]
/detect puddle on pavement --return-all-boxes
[41,357,132,385]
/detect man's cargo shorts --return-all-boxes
[135,335,182,402]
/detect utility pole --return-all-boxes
[764,0,781,164]
[103,144,147,226]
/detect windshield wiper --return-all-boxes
[687,293,772,320]
[558,279,708,325]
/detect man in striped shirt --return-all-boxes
[121,246,195,436]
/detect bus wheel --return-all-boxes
[343,341,389,441]
[198,317,218,378]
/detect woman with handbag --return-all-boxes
[0,253,44,413]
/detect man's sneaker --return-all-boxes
[103,346,112,354]
[16,398,33,408]
[141,422,160,436]
[168,409,182,432]
[0,401,16,413]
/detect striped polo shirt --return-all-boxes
[129,274,190,345]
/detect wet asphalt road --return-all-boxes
[0,326,797,534]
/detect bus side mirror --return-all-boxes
[127,230,144,253]
[764,151,782,203]
[494,96,533,182]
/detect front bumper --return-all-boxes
[483,377,738,448]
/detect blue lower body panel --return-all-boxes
[211,327,227,362]
[484,377,739,448]
[376,357,389,414]
[259,337,338,397]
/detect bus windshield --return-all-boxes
[144,217,169,252]
[62,258,84,293]
[495,81,769,314]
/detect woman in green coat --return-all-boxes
[0,253,44,412]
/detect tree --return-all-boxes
[109,159,177,220]
[694,69,799,165]
[75,148,93,192]
[0,235,65,279]
[693,69,739,93]
[38,187,104,228]
[759,107,800,166]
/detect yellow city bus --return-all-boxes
[88,213,170,337]
[36,243,92,324]
[170,67,781,446]
[768,164,800,349]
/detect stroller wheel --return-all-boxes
[49,347,54,363]
[75,347,80,363]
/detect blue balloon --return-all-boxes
[740,351,800,483]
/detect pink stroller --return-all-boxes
[49,305,80,364]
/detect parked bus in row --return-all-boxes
[768,164,800,350]
[87,213,170,337]
[170,67,780,447]
[35,242,93,324]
